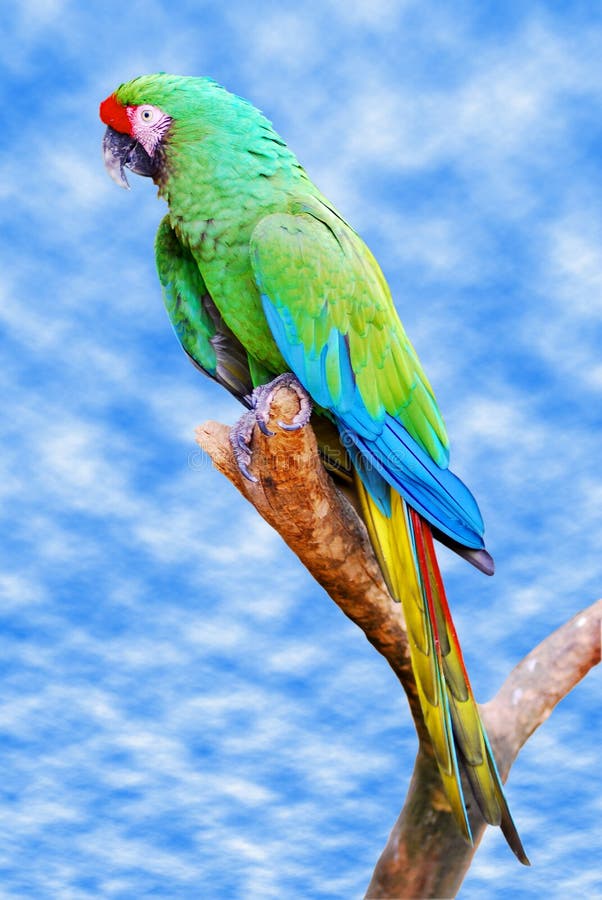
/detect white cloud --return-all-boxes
[542,212,602,317]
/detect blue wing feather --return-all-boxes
[263,292,484,547]
[253,208,486,550]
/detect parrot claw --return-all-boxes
[250,372,311,436]
[277,419,303,432]
[229,373,312,481]
[256,419,275,438]
[229,410,259,483]
[238,461,258,483]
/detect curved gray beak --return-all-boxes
[102,126,135,189]
[102,126,157,189]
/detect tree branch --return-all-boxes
[365,599,601,899]
[482,600,602,775]
[195,386,425,734]
[194,386,602,899]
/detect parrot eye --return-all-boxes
[125,104,171,156]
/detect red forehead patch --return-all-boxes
[99,94,133,134]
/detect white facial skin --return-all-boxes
[126,104,172,156]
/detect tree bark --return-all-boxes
[194,385,602,899]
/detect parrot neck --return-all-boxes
[158,128,314,237]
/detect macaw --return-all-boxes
[100,74,528,864]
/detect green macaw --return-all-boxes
[100,74,528,864]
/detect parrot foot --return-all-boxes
[229,409,259,482]
[229,373,312,482]
[251,373,312,436]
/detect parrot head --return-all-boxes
[100,76,178,189]
[100,74,295,194]
[100,74,261,190]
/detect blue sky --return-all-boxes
[1,1,601,897]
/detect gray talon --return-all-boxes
[257,419,275,437]
[229,373,312,481]
[229,409,258,482]
[239,462,257,483]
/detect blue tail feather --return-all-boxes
[340,416,485,549]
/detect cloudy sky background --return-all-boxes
[1,1,601,897]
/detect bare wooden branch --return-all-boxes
[195,385,602,900]
[482,599,602,775]
[365,598,602,899]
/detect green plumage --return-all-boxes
[117,75,446,462]
[250,201,448,463]
[156,216,216,374]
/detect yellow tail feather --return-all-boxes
[354,473,529,864]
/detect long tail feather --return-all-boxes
[355,474,529,865]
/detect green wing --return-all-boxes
[249,198,449,467]
[155,216,254,401]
